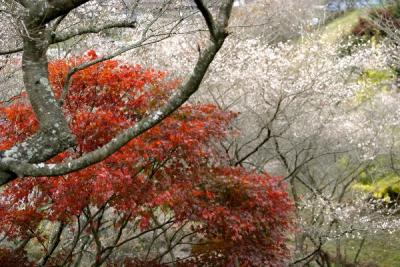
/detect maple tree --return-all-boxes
[0,52,293,266]
[0,0,234,186]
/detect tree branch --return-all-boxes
[194,0,217,39]
[53,20,137,43]
[0,0,234,182]
[28,0,91,24]
[0,20,138,56]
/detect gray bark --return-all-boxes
[0,0,234,184]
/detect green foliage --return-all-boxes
[359,170,373,184]
[337,154,351,169]
[353,151,400,201]
[353,174,400,201]
[320,10,363,44]
[353,153,400,201]
[356,69,395,103]
[324,234,400,267]
[362,69,394,84]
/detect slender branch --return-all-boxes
[53,20,137,43]
[0,20,138,56]
[353,237,366,265]
[95,213,132,266]
[38,222,65,267]
[60,4,170,104]
[103,218,176,250]
[0,47,23,55]
[290,241,322,266]
[235,128,271,166]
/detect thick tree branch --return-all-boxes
[0,1,81,183]
[0,1,171,183]
[0,0,234,182]
[194,0,217,39]
[24,0,91,24]
[0,0,92,55]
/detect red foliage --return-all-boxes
[0,248,34,267]
[0,51,293,266]
[352,6,400,39]
[352,17,380,38]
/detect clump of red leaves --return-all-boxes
[352,5,400,39]
[0,248,35,267]
[0,51,293,266]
